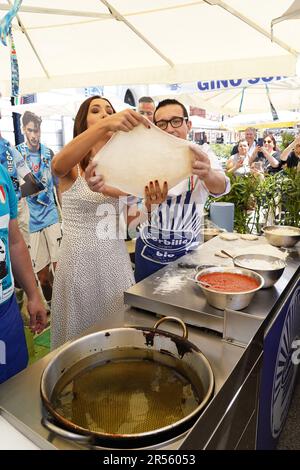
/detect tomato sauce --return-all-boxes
[198,272,259,292]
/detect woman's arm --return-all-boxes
[261,148,280,168]
[52,110,150,178]
[248,146,259,165]
[226,156,234,173]
[280,136,300,162]
[226,155,243,174]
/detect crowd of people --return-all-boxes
[0,96,299,384]
[226,126,300,178]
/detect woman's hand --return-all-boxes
[235,157,244,169]
[105,109,151,133]
[144,180,168,212]
[85,160,106,193]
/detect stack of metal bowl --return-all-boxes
[231,254,286,288]
[262,225,300,248]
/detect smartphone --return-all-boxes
[257,137,264,147]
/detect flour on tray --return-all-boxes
[153,272,188,295]
[234,244,288,260]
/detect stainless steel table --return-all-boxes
[0,236,299,449]
[125,236,300,335]
[0,306,250,450]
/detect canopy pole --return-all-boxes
[204,0,299,57]
[0,5,110,19]
[14,22,49,78]
[238,88,246,113]
[100,0,174,67]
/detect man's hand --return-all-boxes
[144,180,168,212]
[189,144,212,180]
[85,160,106,193]
[27,293,48,334]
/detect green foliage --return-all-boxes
[280,131,295,150]
[206,169,300,233]
[210,144,232,160]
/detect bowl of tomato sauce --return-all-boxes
[194,267,264,310]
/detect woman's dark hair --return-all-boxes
[263,133,277,151]
[73,95,115,170]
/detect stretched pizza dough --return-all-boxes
[93,123,193,197]
[219,232,240,241]
[240,234,259,241]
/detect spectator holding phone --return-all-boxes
[249,134,280,174]
[226,139,250,176]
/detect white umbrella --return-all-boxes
[150,76,300,114]
[0,92,132,117]
[223,110,300,130]
[189,115,224,130]
[0,1,299,95]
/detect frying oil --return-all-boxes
[52,349,202,434]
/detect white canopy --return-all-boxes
[150,76,300,114]
[0,1,299,96]
[223,110,300,130]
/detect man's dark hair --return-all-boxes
[22,111,42,128]
[154,99,189,122]
[138,96,155,105]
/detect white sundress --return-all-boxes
[50,171,134,349]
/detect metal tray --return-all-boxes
[0,407,56,450]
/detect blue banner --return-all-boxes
[197,76,285,92]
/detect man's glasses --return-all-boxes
[264,139,272,144]
[155,116,188,131]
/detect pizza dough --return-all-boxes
[93,122,194,197]
[240,234,259,241]
[219,232,239,241]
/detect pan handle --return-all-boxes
[153,316,188,340]
[42,416,92,444]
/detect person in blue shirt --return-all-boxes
[0,165,47,384]
[17,111,62,311]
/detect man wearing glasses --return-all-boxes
[138,96,155,123]
[86,98,229,282]
[134,99,230,282]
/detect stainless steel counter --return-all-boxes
[0,235,298,449]
[125,236,300,334]
[0,307,246,450]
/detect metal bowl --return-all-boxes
[193,266,264,311]
[41,317,214,448]
[262,225,300,248]
[232,254,286,289]
[201,228,221,242]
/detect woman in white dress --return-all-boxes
[50,96,149,349]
